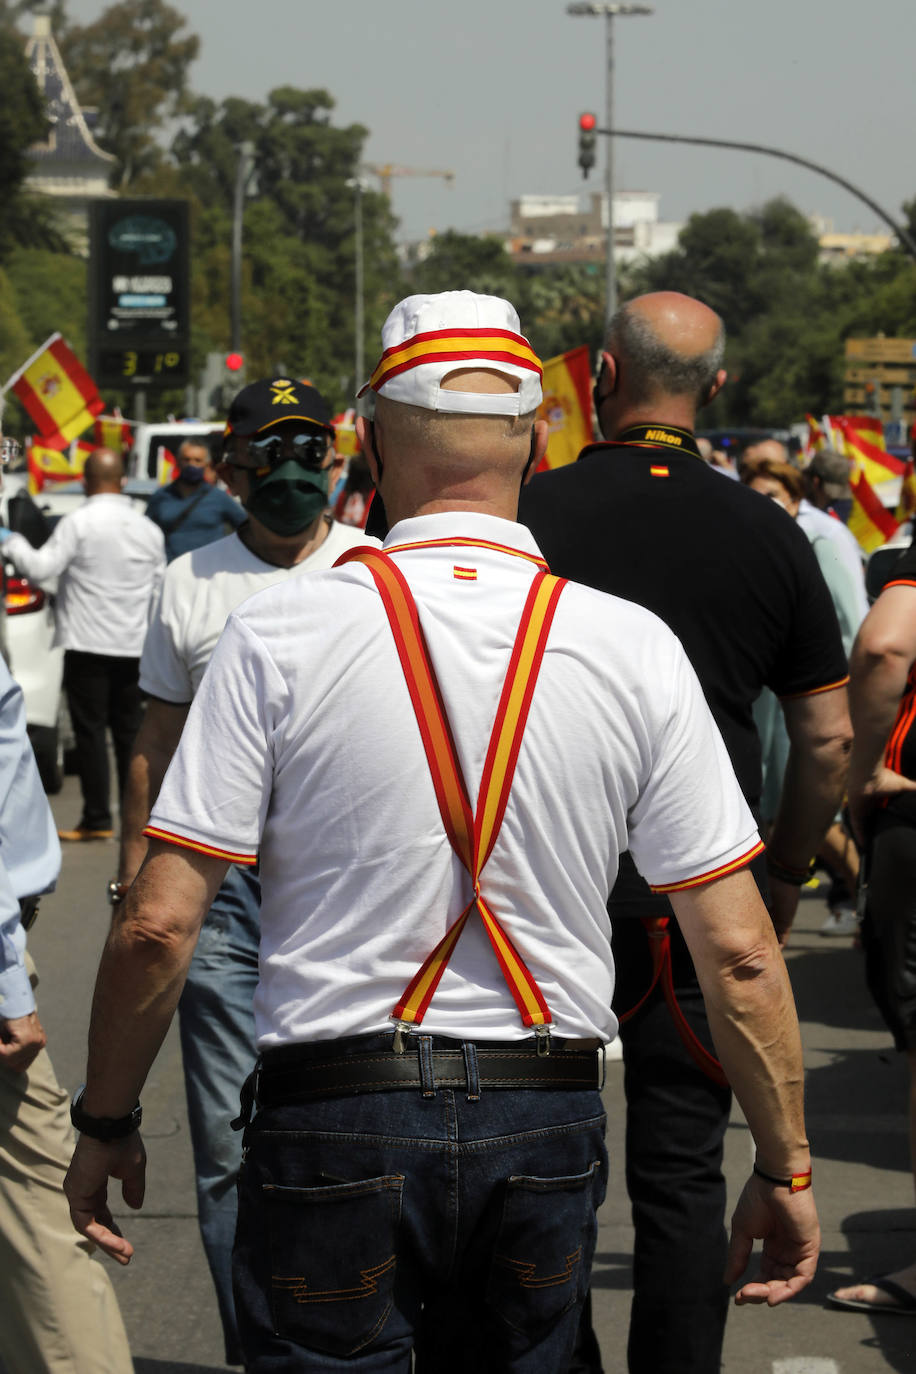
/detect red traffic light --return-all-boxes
[579,112,597,131]
[225,352,245,372]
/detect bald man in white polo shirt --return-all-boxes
[65,293,820,1373]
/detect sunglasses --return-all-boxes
[224,432,328,471]
[0,438,21,466]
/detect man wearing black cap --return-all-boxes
[110,377,378,1365]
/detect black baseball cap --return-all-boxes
[224,377,334,437]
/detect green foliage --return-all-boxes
[0,25,48,258]
[626,197,916,426]
[169,87,401,408]
[60,0,199,187]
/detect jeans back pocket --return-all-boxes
[486,1159,603,1340]
[263,1173,404,1358]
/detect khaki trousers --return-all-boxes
[0,957,133,1374]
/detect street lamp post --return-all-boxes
[567,3,653,330]
[231,141,257,356]
[347,176,370,397]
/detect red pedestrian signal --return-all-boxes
[578,113,597,179]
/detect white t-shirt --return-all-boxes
[149,512,760,1046]
[140,519,376,701]
[4,494,165,657]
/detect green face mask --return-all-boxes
[243,459,330,536]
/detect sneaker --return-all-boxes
[57,825,114,842]
[820,908,859,937]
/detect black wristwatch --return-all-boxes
[107,880,130,906]
[70,1086,142,1141]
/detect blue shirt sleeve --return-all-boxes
[0,661,61,1020]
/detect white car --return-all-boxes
[1,473,158,791]
[1,470,65,791]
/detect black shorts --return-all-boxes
[861,809,916,1051]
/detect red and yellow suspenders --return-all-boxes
[336,544,566,1042]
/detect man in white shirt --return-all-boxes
[0,448,164,841]
[66,295,820,1373]
[110,376,374,1365]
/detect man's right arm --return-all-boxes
[671,867,820,1305]
[117,698,190,888]
[767,685,852,941]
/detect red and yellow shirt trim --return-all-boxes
[778,674,849,701]
[649,839,765,894]
[142,824,257,866]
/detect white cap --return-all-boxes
[358,291,543,416]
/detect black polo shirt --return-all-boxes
[519,430,849,912]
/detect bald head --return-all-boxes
[83,447,124,494]
[604,293,726,414]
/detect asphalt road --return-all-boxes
[18,772,916,1373]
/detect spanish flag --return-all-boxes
[896,456,916,524]
[6,333,104,443]
[536,346,594,471]
[94,412,133,456]
[331,409,359,460]
[27,433,80,495]
[848,466,900,552]
[832,415,906,489]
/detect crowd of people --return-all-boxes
[0,287,913,1373]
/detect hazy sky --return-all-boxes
[62,0,914,246]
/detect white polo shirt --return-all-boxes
[4,494,164,657]
[149,512,760,1047]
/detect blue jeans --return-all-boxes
[233,1042,607,1372]
[178,863,261,1364]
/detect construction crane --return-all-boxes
[362,163,455,199]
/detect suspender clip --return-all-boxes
[391,1021,412,1055]
[535,1025,552,1057]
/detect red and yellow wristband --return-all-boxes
[753,1161,813,1193]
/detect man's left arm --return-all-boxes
[671,869,820,1306]
[767,685,852,942]
[64,839,229,1263]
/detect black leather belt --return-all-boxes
[252,1034,603,1107]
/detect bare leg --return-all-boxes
[830,1048,916,1307]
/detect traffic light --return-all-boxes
[578,112,597,179]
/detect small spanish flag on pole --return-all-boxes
[536,346,594,471]
[5,333,104,443]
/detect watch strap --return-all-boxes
[70,1086,142,1141]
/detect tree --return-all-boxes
[60,0,199,187]
[169,87,401,408]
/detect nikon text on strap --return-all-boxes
[336,544,565,1044]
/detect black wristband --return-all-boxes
[765,856,815,887]
[70,1086,142,1141]
[753,1161,812,1192]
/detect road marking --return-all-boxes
[773,1359,840,1374]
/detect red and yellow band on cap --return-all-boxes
[365,327,542,394]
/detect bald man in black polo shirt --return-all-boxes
[519,292,852,1374]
